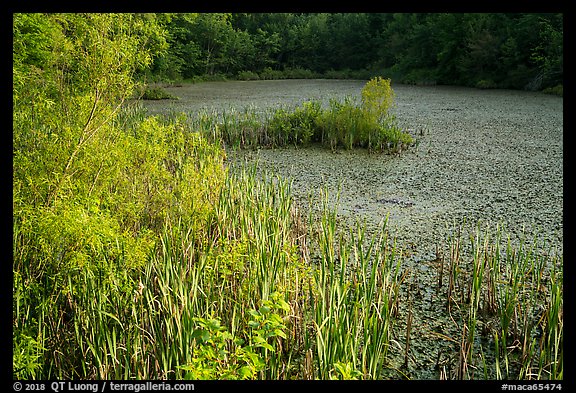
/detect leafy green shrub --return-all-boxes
[330,362,363,380]
[324,69,352,79]
[13,13,230,378]
[201,73,229,82]
[140,86,178,100]
[259,67,284,80]
[13,110,228,378]
[347,68,376,80]
[401,68,438,86]
[361,76,395,123]
[542,84,563,96]
[12,328,45,380]
[283,67,319,79]
[176,292,290,380]
[475,79,498,89]
[176,316,266,380]
[237,70,260,81]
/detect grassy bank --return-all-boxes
[13,100,405,378]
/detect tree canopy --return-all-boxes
[142,12,563,91]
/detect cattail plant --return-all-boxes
[439,220,563,380]
[305,189,403,379]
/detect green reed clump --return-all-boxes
[441,221,562,380]
[267,100,322,146]
[304,190,403,379]
[130,164,309,380]
[218,106,267,149]
[316,97,380,150]
[186,77,414,152]
[268,77,413,151]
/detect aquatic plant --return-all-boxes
[440,221,562,380]
[186,77,414,152]
[305,190,403,379]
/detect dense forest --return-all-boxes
[13,13,563,381]
[143,13,563,91]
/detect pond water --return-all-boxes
[142,79,368,116]
[142,79,563,257]
[140,79,563,379]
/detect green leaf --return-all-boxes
[238,366,254,379]
[259,305,271,314]
[277,299,290,313]
[99,310,124,330]
[192,329,210,343]
[177,363,196,372]
[252,335,274,352]
[206,318,221,331]
[269,313,284,325]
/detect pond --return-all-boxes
[141,79,562,257]
[140,79,563,379]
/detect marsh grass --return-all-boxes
[305,190,404,379]
[184,77,414,152]
[14,124,407,380]
[440,221,563,380]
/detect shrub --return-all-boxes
[259,67,284,80]
[283,67,319,79]
[140,86,178,100]
[542,84,563,96]
[361,76,395,122]
[401,68,438,86]
[324,69,352,79]
[476,79,498,89]
[237,70,260,81]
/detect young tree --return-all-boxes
[13,13,168,377]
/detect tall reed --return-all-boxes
[442,220,562,380]
[305,190,403,379]
[182,78,414,151]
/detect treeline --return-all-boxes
[145,13,563,91]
